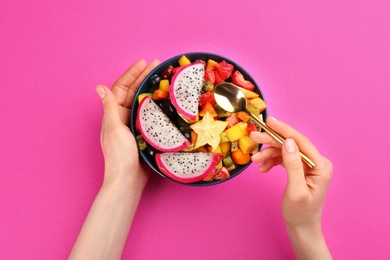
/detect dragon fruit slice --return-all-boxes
[137,96,191,152]
[169,62,205,123]
[155,152,223,183]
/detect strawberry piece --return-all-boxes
[171,67,183,75]
[247,123,259,133]
[204,70,215,84]
[199,91,216,106]
[232,70,255,90]
[215,60,234,84]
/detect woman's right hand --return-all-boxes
[250,116,333,259]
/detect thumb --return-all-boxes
[282,138,306,190]
[96,85,121,127]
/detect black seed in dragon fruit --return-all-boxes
[169,62,205,123]
[137,96,191,152]
[155,152,223,183]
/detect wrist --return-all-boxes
[286,223,332,260]
[102,170,148,198]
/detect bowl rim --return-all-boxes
[130,52,268,186]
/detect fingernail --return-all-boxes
[284,138,297,153]
[96,85,106,99]
[251,151,262,161]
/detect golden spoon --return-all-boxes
[213,82,315,168]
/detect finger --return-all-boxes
[258,156,283,173]
[266,117,322,163]
[112,59,147,106]
[123,59,160,108]
[96,85,121,130]
[282,138,307,189]
[250,131,282,148]
[251,146,282,163]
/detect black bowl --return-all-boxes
[130,52,267,186]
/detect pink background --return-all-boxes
[1,0,389,259]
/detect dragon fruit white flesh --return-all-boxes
[137,96,191,152]
[169,62,205,123]
[155,152,223,183]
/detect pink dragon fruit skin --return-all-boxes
[169,62,205,123]
[137,96,191,152]
[155,152,223,183]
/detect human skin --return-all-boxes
[250,117,333,260]
[69,59,332,260]
[69,59,160,260]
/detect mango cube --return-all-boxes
[249,97,267,113]
[178,55,191,67]
[225,122,248,142]
[238,135,256,154]
[159,79,170,91]
[220,142,231,154]
[206,59,218,71]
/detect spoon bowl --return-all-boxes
[214,82,316,168]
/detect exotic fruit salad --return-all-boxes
[135,55,266,184]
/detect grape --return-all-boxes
[145,146,159,159]
[149,74,161,88]
[161,66,174,80]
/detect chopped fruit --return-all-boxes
[230,140,239,152]
[203,81,214,92]
[225,113,240,128]
[237,87,259,98]
[220,131,229,143]
[231,148,251,165]
[213,104,231,118]
[159,79,170,91]
[225,122,248,142]
[239,122,250,136]
[215,60,234,84]
[207,145,222,154]
[206,59,218,71]
[171,66,182,75]
[196,146,208,153]
[223,155,236,171]
[237,111,251,123]
[247,104,261,117]
[178,55,191,67]
[190,130,198,146]
[153,89,169,100]
[190,112,228,152]
[220,142,231,154]
[232,70,255,90]
[138,93,153,103]
[247,123,259,133]
[213,166,230,180]
[136,135,148,150]
[199,91,216,106]
[203,161,224,181]
[249,97,267,113]
[161,65,174,80]
[204,70,216,84]
[238,135,257,154]
[199,102,218,117]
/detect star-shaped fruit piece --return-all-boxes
[190,111,228,152]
